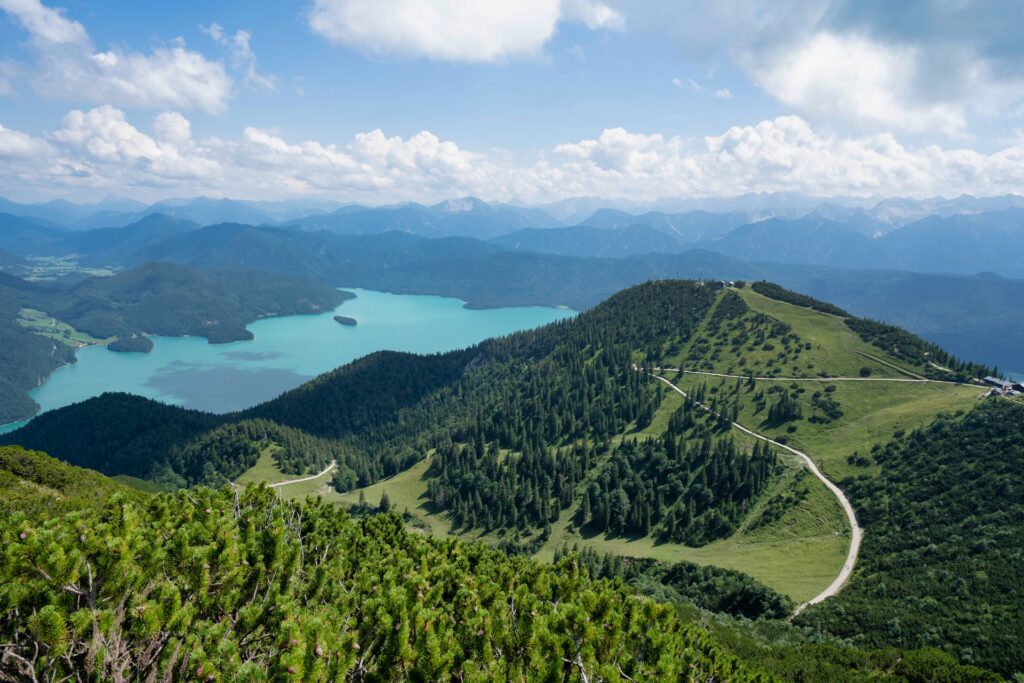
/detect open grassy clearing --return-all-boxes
[17,307,110,348]
[19,255,117,282]
[111,475,173,493]
[235,447,294,486]
[663,287,915,381]
[737,288,921,378]
[691,287,929,380]
[679,374,978,480]
[538,461,847,603]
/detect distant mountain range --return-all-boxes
[5,191,1024,232]
[2,193,1023,373]
[283,196,559,239]
[493,207,1024,277]
[3,194,1024,278]
[0,196,347,230]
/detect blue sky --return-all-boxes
[1,0,1023,203]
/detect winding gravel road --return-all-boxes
[268,460,337,489]
[650,373,863,615]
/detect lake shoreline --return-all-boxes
[1,289,573,435]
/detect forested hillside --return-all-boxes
[0,447,1005,681]
[6,280,992,584]
[798,400,1024,675]
[26,261,349,344]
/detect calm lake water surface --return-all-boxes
[1,289,573,433]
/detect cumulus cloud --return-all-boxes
[0,0,233,112]
[44,106,221,188]
[306,0,620,62]
[4,107,1024,202]
[545,116,1024,199]
[752,32,966,136]
[626,0,1024,137]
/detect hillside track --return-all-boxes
[268,460,337,488]
[649,373,862,615]
[654,367,969,387]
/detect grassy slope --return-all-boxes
[734,288,912,378]
[111,475,173,493]
[534,391,849,602]
[235,447,293,486]
[668,288,910,380]
[17,307,110,347]
[235,286,982,603]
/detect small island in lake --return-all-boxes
[334,315,358,326]
[108,336,154,353]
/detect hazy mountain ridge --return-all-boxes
[5,191,1022,231]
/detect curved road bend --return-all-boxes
[269,460,337,489]
[650,374,862,616]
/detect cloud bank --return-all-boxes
[4,107,1024,203]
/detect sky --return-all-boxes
[1,0,1024,204]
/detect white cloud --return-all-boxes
[5,108,1024,202]
[563,0,623,30]
[0,0,233,112]
[202,22,276,92]
[306,0,620,62]
[0,0,86,45]
[37,43,233,114]
[45,106,221,187]
[542,116,1024,200]
[752,32,965,136]
[0,120,51,157]
[626,1,1024,138]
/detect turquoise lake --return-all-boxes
[1,289,573,433]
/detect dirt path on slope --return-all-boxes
[650,374,862,615]
[268,460,337,488]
